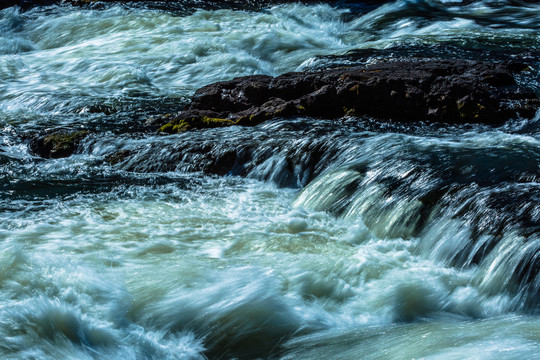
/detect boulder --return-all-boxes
[157,59,539,133]
[30,130,89,159]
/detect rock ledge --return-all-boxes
[158,59,539,133]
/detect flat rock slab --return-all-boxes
[158,59,539,133]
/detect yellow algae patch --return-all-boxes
[457,100,487,121]
[159,120,190,133]
[200,116,234,126]
[159,116,234,134]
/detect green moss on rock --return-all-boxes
[32,130,90,158]
[160,116,235,134]
[106,149,133,165]
[160,120,191,133]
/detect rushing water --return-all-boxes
[1,0,540,359]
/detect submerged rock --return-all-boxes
[157,59,539,133]
[30,130,89,159]
[105,149,134,165]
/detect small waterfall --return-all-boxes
[291,128,540,311]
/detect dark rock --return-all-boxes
[0,0,54,10]
[157,59,540,133]
[105,149,133,165]
[309,45,540,75]
[159,115,235,133]
[30,130,89,159]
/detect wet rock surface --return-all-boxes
[30,130,89,159]
[158,59,539,133]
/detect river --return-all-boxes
[1,0,539,359]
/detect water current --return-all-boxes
[1,0,539,359]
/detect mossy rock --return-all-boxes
[105,149,133,165]
[30,130,89,158]
[155,59,538,130]
[456,97,492,122]
[160,116,235,133]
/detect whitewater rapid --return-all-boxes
[1,1,539,359]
